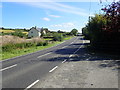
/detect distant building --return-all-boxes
[28,26,46,38]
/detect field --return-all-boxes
[1,35,74,60]
[0,29,28,35]
[0,29,15,33]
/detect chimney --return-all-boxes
[35,26,37,29]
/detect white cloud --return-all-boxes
[18,2,88,16]
[49,14,61,18]
[2,0,119,2]
[50,22,75,28]
[43,17,50,21]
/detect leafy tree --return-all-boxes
[82,14,107,42]
[53,33,64,41]
[70,29,78,36]
[101,1,120,41]
[82,26,90,39]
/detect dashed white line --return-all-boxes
[69,55,73,58]
[70,42,74,44]
[49,66,58,73]
[37,52,51,58]
[62,46,68,49]
[0,64,17,72]
[25,80,39,89]
[62,59,67,63]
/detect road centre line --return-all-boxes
[70,37,78,45]
[62,46,68,49]
[69,55,73,58]
[49,66,58,73]
[0,64,17,72]
[62,59,67,63]
[25,80,39,89]
[70,42,74,44]
[37,52,51,58]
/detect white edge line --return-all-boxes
[73,45,82,54]
[69,39,84,58]
[26,80,39,89]
[62,59,67,63]
[49,66,58,73]
[37,52,51,58]
[0,64,17,72]
[73,40,84,54]
[1,37,76,63]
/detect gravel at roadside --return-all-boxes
[33,59,118,88]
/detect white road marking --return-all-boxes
[25,80,39,89]
[70,42,74,44]
[62,46,68,49]
[69,39,84,58]
[49,66,58,73]
[73,45,83,54]
[69,55,73,58]
[0,64,17,72]
[37,52,51,58]
[62,59,67,63]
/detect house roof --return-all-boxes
[36,28,42,32]
[30,27,43,32]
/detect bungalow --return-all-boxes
[28,26,46,38]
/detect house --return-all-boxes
[28,26,46,38]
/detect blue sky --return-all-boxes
[1,1,111,32]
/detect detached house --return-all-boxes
[28,26,46,38]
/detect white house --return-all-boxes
[28,26,46,38]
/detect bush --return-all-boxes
[2,41,48,52]
[36,42,44,46]
[11,31,27,38]
[1,35,49,52]
[43,41,48,46]
[53,33,64,41]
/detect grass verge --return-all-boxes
[1,36,74,60]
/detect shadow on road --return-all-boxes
[40,41,120,70]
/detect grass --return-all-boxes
[64,36,74,40]
[0,29,28,35]
[1,36,74,60]
[43,38,53,41]
[0,29,15,33]
[22,32,28,35]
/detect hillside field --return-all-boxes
[0,29,28,35]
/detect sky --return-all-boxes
[1,0,114,32]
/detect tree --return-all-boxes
[53,33,63,41]
[101,1,120,32]
[70,29,78,36]
[82,14,107,42]
[101,1,120,41]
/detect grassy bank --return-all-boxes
[1,36,74,60]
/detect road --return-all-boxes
[1,35,85,89]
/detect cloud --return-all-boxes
[2,0,119,2]
[19,2,88,16]
[43,17,50,21]
[49,14,61,18]
[50,22,75,28]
